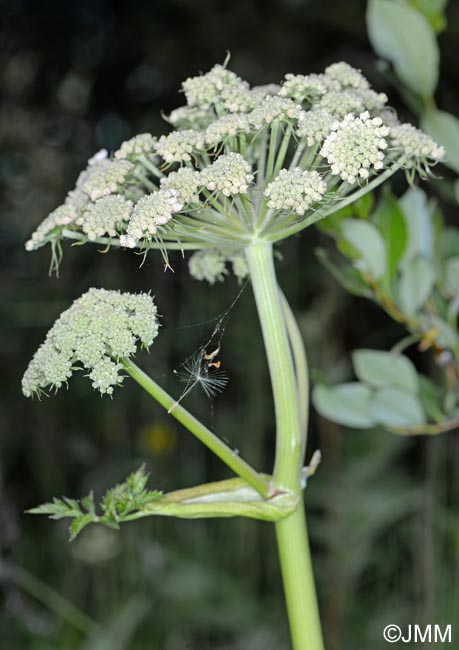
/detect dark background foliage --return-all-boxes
[1,1,458,648]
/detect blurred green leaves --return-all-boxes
[420,110,459,173]
[315,185,459,435]
[409,0,448,33]
[367,0,439,99]
[353,349,418,392]
[398,255,436,317]
[314,350,428,431]
[367,0,459,201]
[313,383,374,429]
[340,219,387,280]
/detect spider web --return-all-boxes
[168,282,247,414]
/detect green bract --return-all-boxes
[22,289,159,397]
[25,60,444,274]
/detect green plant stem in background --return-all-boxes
[122,359,272,499]
[280,291,309,455]
[7,564,100,636]
[246,241,324,650]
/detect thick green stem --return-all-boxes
[122,359,271,499]
[246,242,324,650]
[246,242,303,489]
[276,505,324,650]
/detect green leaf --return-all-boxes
[341,219,387,280]
[313,383,374,428]
[420,313,459,353]
[421,109,459,173]
[315,248,372,298]
[27,497,81,520]
[316,205,353,236]
[398,255,436,316]
[27,466,163,538]
[372,193,408,283]
[400,187,435,263]
[441,227,459,260]
[369,387,426,428]
[418,375,445,422]
[354,192,375,219]
[69,513,95,541]
[445,257,459,294]
[409,0,448,34]
[353,349,419,393]
[367,0,439,99]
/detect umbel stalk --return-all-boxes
[246,241,324,650]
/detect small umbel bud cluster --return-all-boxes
[204,113,252,146]
[188,249,249,285]
[200,153,254,197]
[182,64,253,113]
[389,123,445,167]
[321,112,389,183]
[25,205,78,251]
[188,250,228,284]
[77,195,133,241]
[156,129,205,163]
[249,96,305,129]
[160,167,202,205]
[22,289,159,397]
[264,168,327,215]
[324,62,370,90]
[121,189,183,247]
[79,158,134,201]
[279,73,340,102]
[114,133,157,160]
[296,109,335,146]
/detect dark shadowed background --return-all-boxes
[1,1,458,648]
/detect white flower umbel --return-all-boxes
[390,123,445,167]
[166,105,213,130]
[200,153,254,197]
[219,83,257,113]
[22,288,159,397]
[182,64,249,111]
[251,84,280,98]
[78,159,134,201]
[296,109,335,146]
[230,253,249,281]
[249,96,305,129]
[204,113,252,146]
[279,73,340,102]
[357,88,388,112]
[123,189,183,246]
[188,249,228,284]
[114,133,157,160]
[156,129,205,164]
[316,90,366,118]
[25,61,445,258]
[160,167,202,205]
[324,62,370,90]
[26,205,78,251]
[264,168,327,215]
[188,249,249,284]
[77,195,133,240]
[321,112,390,183]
